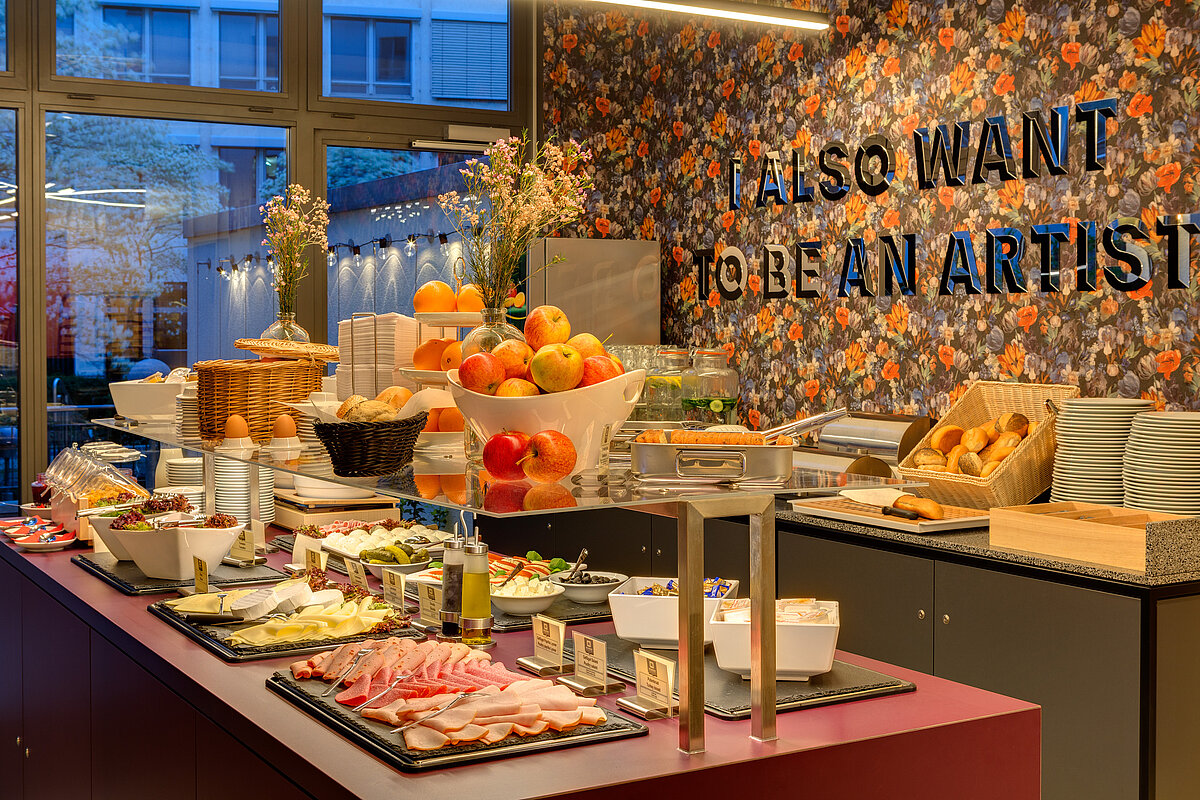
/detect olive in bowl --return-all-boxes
[549,570,628,605]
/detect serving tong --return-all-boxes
[759,406,849,444]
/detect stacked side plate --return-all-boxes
[165,457,204,486]
[164,484,205,509]
[1052,398,1153,504]
[175,394,200,443]
[1123,412,1200,514]
[214,458,276,525]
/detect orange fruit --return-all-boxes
[456,283,486,312]
[422,408,442,432]
[414,280,457,313]
[440,341,463,370]
[413,337,453,370]
[440,474,466,505]
[438,407,464,432]
[413,474,441,500]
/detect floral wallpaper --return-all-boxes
[542,0,1200,424]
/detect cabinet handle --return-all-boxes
[546,523,552,530]
[14,735,20,747]
[917,609,925,620]
[942,614,950,625]
[640,546,647,553]
[655,549,662,557]
[24,747,29,759]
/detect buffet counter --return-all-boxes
[0,537,1040,800]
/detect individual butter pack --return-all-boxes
[717,597,832,624]
[638,577,733,598]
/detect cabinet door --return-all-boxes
[934,562,1140,800]
[650,517,752,588]
[558,509,652,576]
[778,531,934,673]
[21,582,91,800]
[0,559,22,798]
[474,513,556,559]
[195,714,312,799]
[91,631,197,799]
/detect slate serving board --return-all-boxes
[265,672,647,772]
[71,552,286,596]
[271,533,349,576]
[565,633,915,720]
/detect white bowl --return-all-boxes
[111,513,242,580]
[446,369,645,477]
[20,503,52,518]
[710,600,841,681]
[490,582,565,616]
[108,379,183,422]
[292,474,376,500]
[549,570,627,604]
[608,576,739,649]
[89,513,135,560]
[363,558,433,579]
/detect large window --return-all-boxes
[44,113,287,457]
[431,21,507,101]
[0,109,15,512]
[327,16,412,100]
[56,0,281,91]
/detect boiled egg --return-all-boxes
[224,414,250,439]
[272,414,297,439]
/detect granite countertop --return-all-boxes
[775,507,1200,588]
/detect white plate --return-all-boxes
[1062,398,1155,407]
[395,368,450,386]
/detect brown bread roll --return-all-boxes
[945,444,968,474]
[1027,419,1039,435]
[961,427,990,453]
[346,400,397,422]
[985,445,1017,463]
[985,418,1002,444]
[920,464,948,472]
[337,395,367,419]
[913,447,948,467]
[894,495,945,520]
[375,386,413,410]
[995,412,1029,436]
[957,451,984,476]
[980,461,1000,478]
[995,431,1023,448]
[930,425,964,452]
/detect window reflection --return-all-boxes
[56,1,280,92]
[0,109,16,510]
[44,113,287,464]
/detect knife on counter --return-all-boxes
[837,488,943,521]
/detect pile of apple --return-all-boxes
[482,429,577,485]
[456,305,625,396]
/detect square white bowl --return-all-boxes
[710,600,840,681]
[608,576,739,649]
[109,513,242,580]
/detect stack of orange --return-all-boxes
[413,280,485,314]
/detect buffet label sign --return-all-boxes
[230,528,255,561]
[700,98,1200,299]
[572,631,609,687]
[633,650,675,710]
[347,558,369,591]
[533,615,568,669]
[193,556,209,594]
[416,583,441,627]
[305,547,327,574]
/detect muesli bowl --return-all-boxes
[108,511,244,580]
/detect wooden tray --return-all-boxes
[274,487,397,509]
[990,502,1186,572]
[790,497,990,533]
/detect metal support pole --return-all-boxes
[677,500,706,754]
[749,507,777,741]
[202,453,215,516]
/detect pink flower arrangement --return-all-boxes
[438,132,593,309]
[261,184,330,315]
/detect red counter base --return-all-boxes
[1,541,1040,800]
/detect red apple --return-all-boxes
[458,352,506,395]
[522,482,578,510]
[524,305,571,351]
[604,352,625,373]
[482,480,530,513]
[491,339,535,380]
[483,430,531,481]
[521,430,577,483]
[495,378,541,397]
[578,355,622,387]
[529,344,584,393]
[566,332,605,360]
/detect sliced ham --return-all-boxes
[462,697,522,718]
[418,706,477,733]
[309,648,337,678]
[519,686,587,711]
[513,720,550,736]
[334,672,374,706]
[579,707,607,725]
[445,642,471,666]
[403,726,448,751]
[506,679,555,696]
[473,711,541,728]
[542,709,584,731]
[480,722,514,744]
[445,724,489,744]
[290,658,312,679]
[322,641,370,683]
[362,685,418,711]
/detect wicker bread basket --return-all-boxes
[314,413,427,477]
[195,359,324,444]
[898,380,1080,509]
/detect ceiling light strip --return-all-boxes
[587,0,829,29]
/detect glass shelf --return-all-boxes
[93,418,918,518]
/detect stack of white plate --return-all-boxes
[214,458,276,524]
[1123,412,1200,514]
[1051,398,1153,504]
[163,484,205,509]
[165,457,204,486]
[175,394,200,443]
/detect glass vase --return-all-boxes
[260,312,310,343]
[460,307,524,357]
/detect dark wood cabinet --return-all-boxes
[0,558,23,799]
[20,581,91,800]
[560,509,653,577]
[649,516,752,587]
[195,714,312,799]
[933,562,1142,800]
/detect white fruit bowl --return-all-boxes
[109,513,242,580]
[446,369,645,476]
[608,576,739,649]
[108,379,184,422]
[490,583,565,616]
[710,600,840,681]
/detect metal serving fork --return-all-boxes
[321,648,376,697]
[389,691,487,734]
[351,673,413,713]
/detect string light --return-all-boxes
[404,234,417,258]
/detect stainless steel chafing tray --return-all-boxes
[815,412,931,465]
[630,441,794,484]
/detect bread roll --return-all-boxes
[961,427,990,453]
[995,431,1023,449]
[375,386,413,410]
[957,451,984,476]
[985,418,1002,444]
[995,412,1029,436]
[337,395,367,419]
[945,444,968,474]
[920,464,948,472]
[985,445,1017,463]
[980,461,1000,478]
[913,447,947,467]
[346,400,397,422]
[894,495,945,520]
[1027,419,1039,435]
[930,425,964,452]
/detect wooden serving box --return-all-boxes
[990,502,1194,573]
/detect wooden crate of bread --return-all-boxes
[898,380,1079,509]
[990,502,1188,572]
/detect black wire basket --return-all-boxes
[313,412,428,477]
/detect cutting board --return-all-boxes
[790,496,989,533]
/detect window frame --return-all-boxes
[217,10,279,93]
